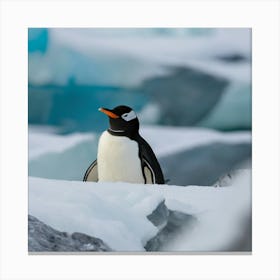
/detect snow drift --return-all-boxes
[29,169,251,252]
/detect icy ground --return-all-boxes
[29,170,251,252]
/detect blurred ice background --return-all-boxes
[28,28,251,184]
[29,28,251,132]
[28,28,252,252]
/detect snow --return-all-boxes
[29,177,163,251]
[138,103,161,124]
[28,124,251,182]
[28,124,251,251]
[183,59,251,83]
[162,170,251,251]
[140,125,251,157]
[29,124,251,161]
[29,169,251,251]
[29,126,94,159]
[51,28,250,69]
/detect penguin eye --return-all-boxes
[121,111,137,121]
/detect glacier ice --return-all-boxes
[28,28,251,131]
[198,82,252,130]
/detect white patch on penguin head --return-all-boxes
[121,110,137,122]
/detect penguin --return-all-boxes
[83,105,164,184]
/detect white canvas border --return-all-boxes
[0,0,279,279]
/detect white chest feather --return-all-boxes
[97,131,144,184]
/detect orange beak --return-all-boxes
[98,108,119,119]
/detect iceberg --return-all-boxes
[28,28,251,131]
[198,82,252,130]
[28,28,251,87]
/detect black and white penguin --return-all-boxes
[83,105,164,184]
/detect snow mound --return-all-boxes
[29,169,251,251]
[29,177,164,251]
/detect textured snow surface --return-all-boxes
[29,177,163,251]
[29,170,251,251]
[161,170,251,251]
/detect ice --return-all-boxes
[29,28,251,87]
[28,29,251,131]
[198,82,252,130]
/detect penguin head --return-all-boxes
[99,105,139,135]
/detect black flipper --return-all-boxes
[136,135,165,184]
[83,159,98,182]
